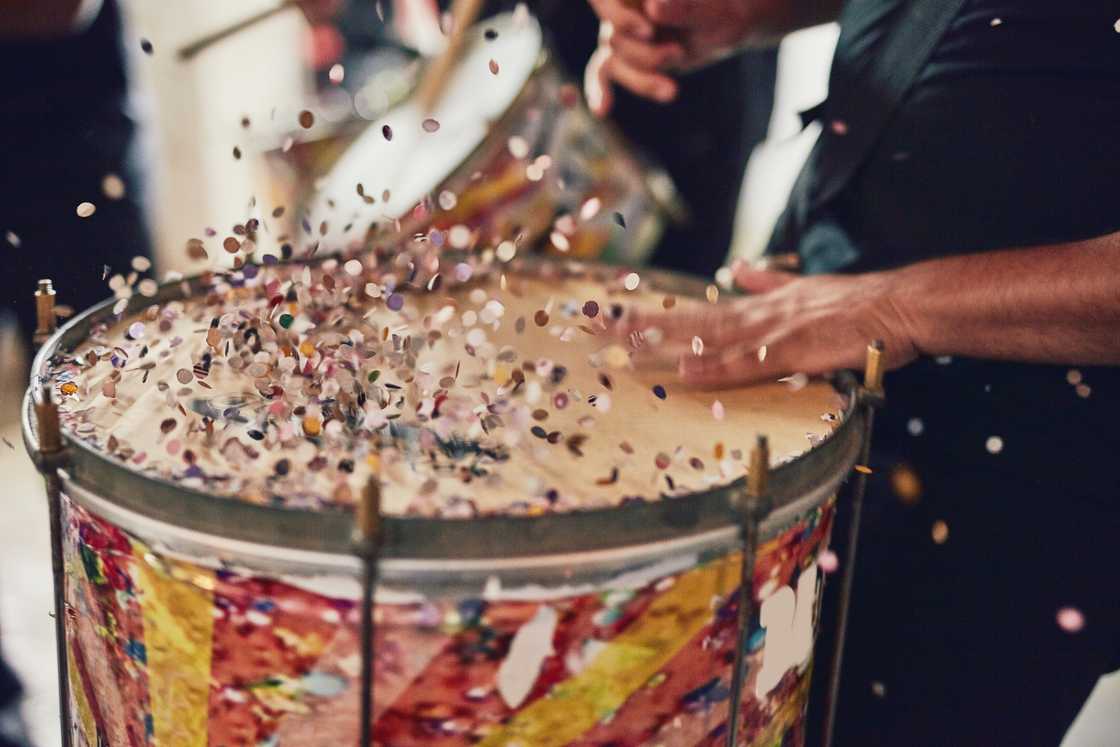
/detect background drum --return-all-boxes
[26,258,876,746]
[264,11,683,267]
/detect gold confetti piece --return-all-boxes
[705,284,718,303]
[931,520,949,544]
[102,173,125,200]
[302,415,322,437]
[76,201,96,218]
[889,463,922,505]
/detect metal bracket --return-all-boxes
[821,341,886,747]
[32,277,75,747]
[725,435,773,747]
[353,471,384,747]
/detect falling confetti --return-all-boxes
[711,400,725,420]
[651,384,666,400]
[76,202,96,218]
[102,173,126,200]
[906,417,924,436]
[818,550,838,573]
[422,118,441,133]
[344,259,363,276]
[623,273,640,291]
[985,436,1003,454]
[140,38,154,54]
[507,136,529,158]
[298,110,315,129]
[612,212,626,229]
[691,336,704,356]
[990,17,1003,26]
[870,681,887,698]
[489,59,500,75]
[1056,607,1085,633]
[931,520,949,544]
[4,230,19,248]
[382,124,393,141]
[328,63,345,84]
[757,345,767,363]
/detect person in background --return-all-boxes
[589,0,1120,744]
[327,0,777,278]
[0,0,150,346]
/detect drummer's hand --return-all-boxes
[297,0,344,23]
[623,262,921,387]
[584,0,757,115]
[585,18,682,116]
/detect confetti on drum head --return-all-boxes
[140,38,154,54]
[691,336,704,356]
[711,400,725,420]
[705,285,718,303]
[580,197,601,221]
[489,59,500,75]
[422,118,441,133]
[758,345,767,363]
[1056,607,1085,633]
[985,436,1003,454]
[344,259,363,276]
[382,124,393,141]
[76,202,96,218]
[298,110,315,129]
[818,549,838,573]
[931,520,949,544]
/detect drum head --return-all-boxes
[309,12,543,247]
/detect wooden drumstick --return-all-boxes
[177,0,300,61]
[415,0,486,114]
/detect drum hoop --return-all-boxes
[25,258,865,560]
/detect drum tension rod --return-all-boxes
[31,280,75,747]
[822,341,886,747]
[726,434,773,747]
[353,471,385,747]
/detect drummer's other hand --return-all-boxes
[624,262,921,387]
[585,22,682,116]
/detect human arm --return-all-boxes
[0,0,100,38]
[585,0,843,115]
[624,231,1120,387]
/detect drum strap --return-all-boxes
[767,0,969,271]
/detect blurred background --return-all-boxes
[0,1,1116,745]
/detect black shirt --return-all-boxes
[839,0,1120,269]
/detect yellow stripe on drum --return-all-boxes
[132,540,215,747]
[67,645,97,742]
[477,554,740,747]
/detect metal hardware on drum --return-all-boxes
[30,280,74,747]
[822,341,887,747]
[353,473,385,747]
[34,278,57,347]
[726,435,773,747]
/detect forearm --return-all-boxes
[0,0,99,39]
[892,231,1120,365]
[739,0,844,43]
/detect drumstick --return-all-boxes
[414,0,486,113]
[177,0,300,61]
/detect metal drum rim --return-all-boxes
[24,259,866,560]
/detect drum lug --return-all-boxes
[821,341,887,747]
[33,319,75,747]
[353,473,385,747]
[726,435,773,747]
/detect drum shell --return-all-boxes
[54,469,844,746]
